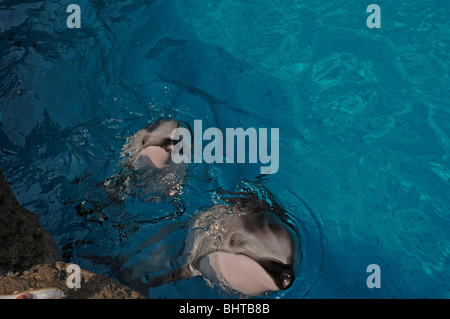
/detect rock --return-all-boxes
[0,170,144,299]
[0,262,144,299]
[0,170,62,275]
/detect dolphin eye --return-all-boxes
[229,233,244,247]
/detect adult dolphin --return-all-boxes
[125,195,301,296]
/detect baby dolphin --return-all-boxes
[127,196,300,296]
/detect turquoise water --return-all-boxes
[1,0,450,298]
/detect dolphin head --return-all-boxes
[198,211,299,296]
[124,119,185,170]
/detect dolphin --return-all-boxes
[103,119,190,201]
[74,118,190,228]
[123,196,300,297]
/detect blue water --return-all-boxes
[1,0,450,298]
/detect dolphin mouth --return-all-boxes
[202,252,280,296]
[133,145,171,169]
[255,257,295,291]
[202,251,296,295]
[278,269,295,290]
